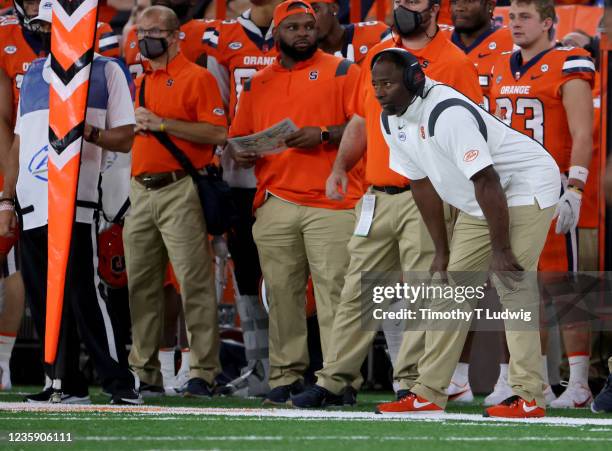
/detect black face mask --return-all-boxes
[138,37,169,59]
[279,39,318,62]
[393,5,426,37]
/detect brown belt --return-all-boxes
[135,170,188,190]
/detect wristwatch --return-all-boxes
[320,126,330,144]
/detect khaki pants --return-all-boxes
[124,176,220,386]
[252,196,355,388]
[411,204,555,408]
[316,189,448,394]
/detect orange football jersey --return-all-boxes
[334,20,390,65]
[0,18,120,119]
[203,12,277,120]
[122,19,217,79]
[490,46,595,173]
[442,25,514,111]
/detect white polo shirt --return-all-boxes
[382,79,561,218]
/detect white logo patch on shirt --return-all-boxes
[359,45,368,54]
[4,45,17,54]
[488,42,497,50]
[229,41,243,50]
[213,107,225,116]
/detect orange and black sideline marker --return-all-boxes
[46,0,99,365]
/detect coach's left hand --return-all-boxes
[135,107,163,134]
[285,127,323,149]
[490,248,524,290]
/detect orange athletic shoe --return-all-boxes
[376,392,444,414]
[484,395,546,418]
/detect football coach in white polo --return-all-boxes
[370,48,560,419]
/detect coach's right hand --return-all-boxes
[326,169,347,201]
[0,210,17,238]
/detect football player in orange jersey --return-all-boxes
[203,0,282,397]
[308,0,390,65]
[490,0,595,409]
[0,0,119,393]
[447,0,513,110]
[122,0,216,79]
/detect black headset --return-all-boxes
[370,48,426,97]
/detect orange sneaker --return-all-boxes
[376,392,444,414]
[484,395,545,418]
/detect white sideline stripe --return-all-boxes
[0,403,611,427]
[43,436,612,442]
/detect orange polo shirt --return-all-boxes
[229,50,363,211]
[356,31,483,187]
[132,53,227,176]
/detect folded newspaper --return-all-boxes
[228,119,298,155]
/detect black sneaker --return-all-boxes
[592,374,612,413]
[343,386,357,406]
[139,383,165,398]
[289,384,344,408]
[24,387,90,404]
[263,380,304,405]
[111,388,144,405]
[396,389,412,401]
[183,378,214,398]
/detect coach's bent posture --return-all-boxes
[124,6,227,398]
[369,49,561,418]
[229,0,362,405]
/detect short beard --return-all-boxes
[279,39,318,62]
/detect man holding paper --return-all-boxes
[229,0,362,405]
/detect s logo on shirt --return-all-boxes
[463,149,479,162]
[309,70,319,80]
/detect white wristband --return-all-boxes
[568,166,589,184]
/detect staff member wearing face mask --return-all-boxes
[123,5,228,398]
[292,0,482,408]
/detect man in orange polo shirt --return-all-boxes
[123,5,227,398]
[291,0,481,408]
[229,0,362,405]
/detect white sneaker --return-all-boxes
[446,380,474,403]
[0,361,11,391]
[550,382,592,408]
[544,384,557,406]
[484,376,513,406]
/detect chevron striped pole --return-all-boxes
[45,0,99,366]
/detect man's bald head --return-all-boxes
[139,5,180,31]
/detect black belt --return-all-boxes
[372,184,411,195]
[135,170,188,190]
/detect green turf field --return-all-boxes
[1,387,611,450]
